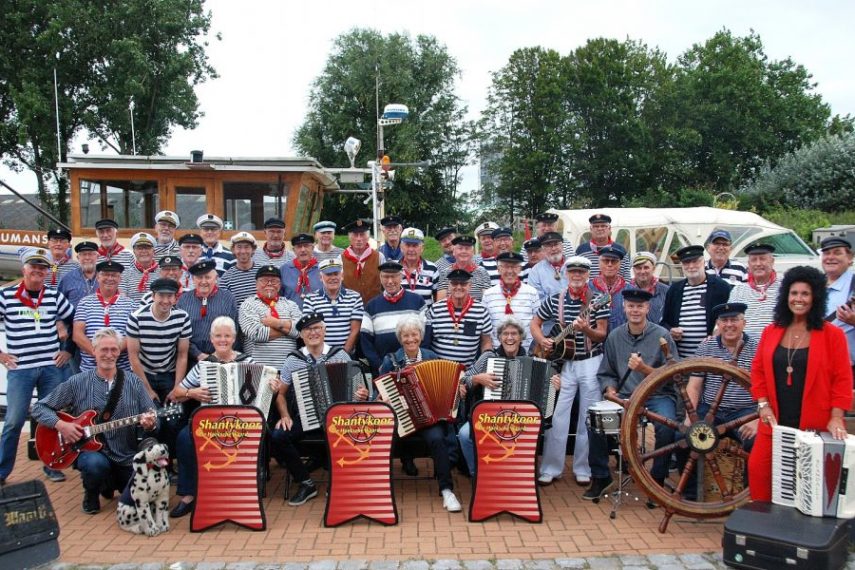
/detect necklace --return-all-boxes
[785,329,807,387]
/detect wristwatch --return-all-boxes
[757,401,769,412]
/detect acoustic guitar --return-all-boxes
[532,292,611,362]
[35,404,182,470]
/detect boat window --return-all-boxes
[634,227,670,261]
[222,181,287,232]
[734,231,815,256]
[292,184,320,235]
[79,179,159,228]
[175,185,208,229]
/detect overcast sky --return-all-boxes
[3,0,854,196]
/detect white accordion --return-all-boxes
[198,361,278,420]
[772,425,855,518]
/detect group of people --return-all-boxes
[1,208,853,520]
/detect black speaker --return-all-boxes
[0,480,60,569]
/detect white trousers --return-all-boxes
[539,354,603,479]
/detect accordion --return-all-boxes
[772,425,855,518]
[197,361,278,420]
[374,359,465,438]
[484,356,556,419]
[291,361,371,432]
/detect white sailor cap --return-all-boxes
[155,210,180,227]
[196,213,224,230]
[130,232,156,248]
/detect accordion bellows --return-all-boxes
[198,361,278,420]
[485,356,556,419]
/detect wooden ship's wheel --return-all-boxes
[608,357,757,532]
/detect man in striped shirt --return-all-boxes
[378,215,404,262]
[312,220,343,263]
[576,213,631,280]
[239,265,301,369]
[153,210,180,260]
[253,217,293,267]
[221,232,261,309]
[31,328,158,514]
[425,269,493,365]
[530,256,609,487]
[481,252,539,351]
[520,213,575,262]
[126,278,192,404]
[176,259,239,364]
[73,261,137,372]
[727,243,780,337]
[137,255,185,307]
[361,261,426,374]
[474,221,499,265]
[704,229,748,283]
[95,218,135,268]
[399,227,437,307]
[177,233,204,292]
[433,226,457,272]
[610,251,669,329]
[58,241,99,308]
[480,225,512,284]
[280,233,321,308]
[434,236,492,301]
[119,232,160,304]
[661,245,732,358]
[196,213,235,276]
[0,249,75,485]
[46,228,79,288]
[303,258,363,353]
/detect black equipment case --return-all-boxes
[0,480,60,569]
[723,502,849,569]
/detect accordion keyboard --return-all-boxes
[772,425,799,507]
[292,368,323,432]
[375,374,416,437]
[484,358,507,400]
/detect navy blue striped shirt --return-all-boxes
[74,293,137,371]
[0,285,74,368]
[302,287,364,349]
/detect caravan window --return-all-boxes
[635,227,670,261]
[734,231,815,256]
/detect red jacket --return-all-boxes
[751,323,852,433]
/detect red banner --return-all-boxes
[469,400,543,523]
[324,402,397,527]
[190,406,266,532]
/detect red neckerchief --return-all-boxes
[263,243,286,259]
[452,262,477,273]
[383,287,405,304]
[96,290,120,326]
[567,285,587,303]
[293,257,318,296]
[501,279,522,314]
[447,295,474,331]
[15,282,45,311]
[342,247,373,278]
[259,294,279,318]
[135,260,160,292]
[195,286,218,317]
[593,274,626,296]
[748,270,777,302]
[404,260,422,291]
[589,239,613,254]
[180,264,192,289]
[97,243,125,259]
[630,277,658,294]
[550,257,566,280]
[49,254,69,285]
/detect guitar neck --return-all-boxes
[88,413,145,436]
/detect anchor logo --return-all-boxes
[477,409,529,464]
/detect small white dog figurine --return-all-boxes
[116,439,171,536]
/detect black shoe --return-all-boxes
[82,491,100,514]
[288,481,318,506]
[43,466,66,482]
[582,477,615,501]
[169,499,195,518]
[401,459,419,477]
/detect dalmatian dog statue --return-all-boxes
[116,438,171,536]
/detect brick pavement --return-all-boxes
[2,439,734,567]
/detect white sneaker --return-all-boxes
[442,489,462,512]
[537,473,555,486]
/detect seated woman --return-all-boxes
[749,266,853,500]
[372,315,463,513]
[167,316,251,518]
[457,317,559,475]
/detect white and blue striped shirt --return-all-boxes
[401,259,437,307]
[302,287,364,349]
[220,262,261,309]
[481,281,540,350]
[0,285,74,369]
[74,293,137,371]
[125,305,192,374]
[425,299,493,365]
[201,243,236,276]
[238,295,301,369]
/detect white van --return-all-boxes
[552,207,820,281]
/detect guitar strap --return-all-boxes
[99,368,125,422]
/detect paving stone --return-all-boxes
[524,561,556,570]
[497,560,524,570]
[337,562,369,570]
[646,555,679,568]
[554,559,587,569]
[283,564,308,570]
[167,564,195,570]
[308,562,338,570]
[401,562,430,570]
[197,564,226,570]
[656,566,688,570]
[256,565,288,570]
[140,565,165,570]
[226,564,259,570]
[678,554,714,569]
[368,562,400,570]
[48,564,76,570]
[623,567,653,570]
[431,560,462,570]
[587,558,621,569]
[462,562,494,570]
[109,564,143,570]
[619,556,648,567]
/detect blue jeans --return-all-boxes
[175,425,197,496]
[589,394,676,480]
[76,450,132,494]
[0,364,69,479]
[458,421,476,476]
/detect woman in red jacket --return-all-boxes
[749,265,853,501]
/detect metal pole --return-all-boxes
[369,160,380,242]
[129,99,137,155]
[53,66,62,161]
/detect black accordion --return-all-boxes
[484,356,556,419]
[291,361,371,431]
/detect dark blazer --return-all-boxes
[378,347,441,375]
[660,274,731,335]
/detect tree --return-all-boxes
[0,0,218,223]
[294,29,471,230]
[669,30,834,191]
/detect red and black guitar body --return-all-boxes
[35,410,103,470]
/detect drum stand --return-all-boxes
[598,418,650,519]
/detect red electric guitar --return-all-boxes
[35,404,182,470]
